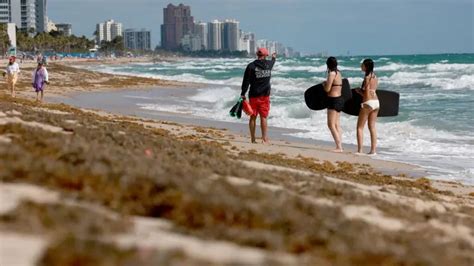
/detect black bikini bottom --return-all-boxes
[327,96,344,112]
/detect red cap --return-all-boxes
[256,48,269,57]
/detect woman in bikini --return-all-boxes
[355,59,379,155]
[323,57,344,152]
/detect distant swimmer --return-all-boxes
[355,59,379,155]
[3,56,20,98]
[240,48,277,144]
[32,61,49,103]
[322,57,344,152]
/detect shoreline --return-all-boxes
[73,59,474,185]
[1,58,474,264]
[3,58,470,185]
[50,87,427,180]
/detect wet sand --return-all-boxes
[51,86,426,179]
[1,59,473,265]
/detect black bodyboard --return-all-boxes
[343,89,400,117]
[304,78,351,111]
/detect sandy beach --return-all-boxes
[1,58,473,265]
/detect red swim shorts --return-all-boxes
[249,96,270,118]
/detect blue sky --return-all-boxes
[48,0,473,55]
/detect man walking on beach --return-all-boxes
[241,48,277,144]
[3,56,20,98]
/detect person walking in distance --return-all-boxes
[3,56,20,98]
[32,62,49,103]
[240,48,276,144]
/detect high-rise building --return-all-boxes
[275,42,285,55]
[35,0,46,32]
[256,39,277,55]
[10,1,20,26]
[110,21,122,40]
[96,19,122,43]
[56,23,72,36]
[255,39,299,57]
[17,0,36,32]
[256,39,267,51]
[0,0,10,24]
[1,0,47,33]
[124,28,151,50]
[240,32,256,55]
[222,19,239,52]
[239,38,249,54]
[207,20,221,51]
[161,3,194,50]
[194,22,207,50]
[181,34,202,51]
[248,33,256,55]
[46,17,57,32]
[284,47,297,58]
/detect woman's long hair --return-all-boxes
[362,58,374,76]
[326,56,338,73]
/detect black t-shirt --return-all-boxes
[241,58,276,98]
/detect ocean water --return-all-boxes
[87,54,474,184]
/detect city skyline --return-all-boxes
[44,0,474,55]
[0,0,48,33]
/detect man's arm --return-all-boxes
[241,65,251,97]
[270,53,277,68]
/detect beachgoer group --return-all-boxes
[3,55,50,102]
[321,57,380,155]
[240,51,380,155]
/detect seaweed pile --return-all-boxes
[1,95,473,265]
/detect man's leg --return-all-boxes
[11,75,17,98]
[260,96,271,143]
[7,77,13,97]
[260,116,269,143]
[7,81,11,96]
[11,82,16,98]
[249,116,257,143]
[40,90,44,102]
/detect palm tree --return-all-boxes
[0,24,11,57]
[13,28,95,54]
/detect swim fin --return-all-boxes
[229,98,243,117]
[236,98,244,119]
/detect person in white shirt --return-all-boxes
[32,62,49,103]
[3,56,20,98]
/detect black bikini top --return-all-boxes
[330,71,342,87]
